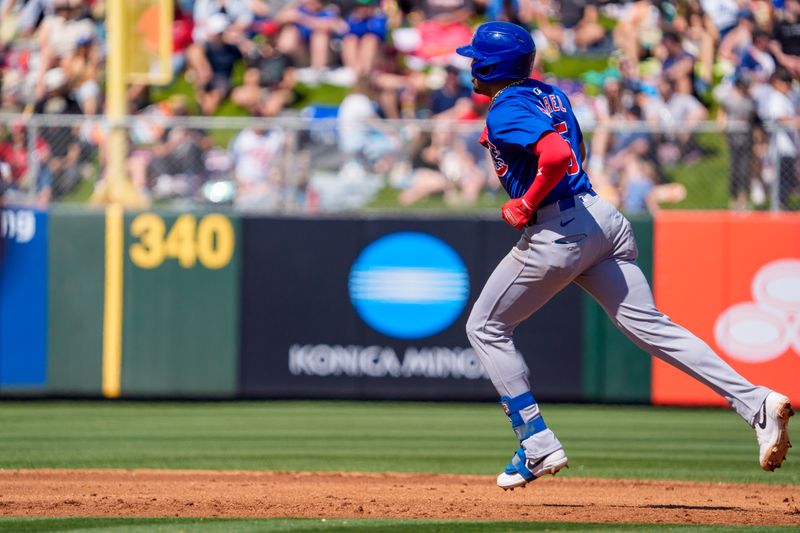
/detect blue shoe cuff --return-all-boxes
[504,446,534,481]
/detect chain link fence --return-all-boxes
[1,113,798,213]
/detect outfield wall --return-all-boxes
[651,211,800,408]
[1,206,797,405]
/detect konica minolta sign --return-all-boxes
[239,217,583,401]
[348,232,470,339]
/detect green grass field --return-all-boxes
[1,401,797,532]
[0,517,795,533]
[1,401,796,483]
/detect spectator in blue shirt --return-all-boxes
[341,0,387,79]
[429,65,471,116]
[187,13,253,114]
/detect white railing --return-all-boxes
[0,113,796,212]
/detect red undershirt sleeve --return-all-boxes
[520,132,572,210]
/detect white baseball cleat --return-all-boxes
[755,392,794,471]
[497,447,569,490]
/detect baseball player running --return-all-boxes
[457,22,794,490]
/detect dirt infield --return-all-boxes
[0,470,798,526]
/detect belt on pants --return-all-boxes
[528,189,596,226]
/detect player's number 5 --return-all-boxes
[129,213,234,270]
[554,121,580,177]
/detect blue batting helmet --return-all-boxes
[456,22,535,83]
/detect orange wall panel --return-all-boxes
[653,211,800,407]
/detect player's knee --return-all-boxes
[465,313,484,345]
[466,311,499,347]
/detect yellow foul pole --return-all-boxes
[101,0,127,398]
[101,0,173,397]
[102,203,124,399]
[106,0,126,203]
[94,0,148,207]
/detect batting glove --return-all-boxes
[501,197,534,229]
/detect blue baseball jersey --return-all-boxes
[480,78,592,204]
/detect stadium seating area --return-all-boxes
[0,0,798,211]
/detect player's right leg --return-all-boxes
[575,242,792,471]
[465,238,574,489]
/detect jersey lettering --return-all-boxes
[481,79,591,202]
[565,148,580,176]
[554,121,580,176]
[480,127,509,177]
[550,95,566,113]
[536,98,553,117]
[535,95,566,117]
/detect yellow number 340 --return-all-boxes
[129,213,234,270]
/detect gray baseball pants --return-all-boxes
[466,192,770,453]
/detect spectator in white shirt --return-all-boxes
[193,0,254,44]
[757,68,799,207]
[646,78,708,165]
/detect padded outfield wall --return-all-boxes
[1,206,795,405]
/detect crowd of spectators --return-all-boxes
[0,0,798,211]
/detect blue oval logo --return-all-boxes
[349,232,470,339]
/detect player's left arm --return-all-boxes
[501,132,573,229]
